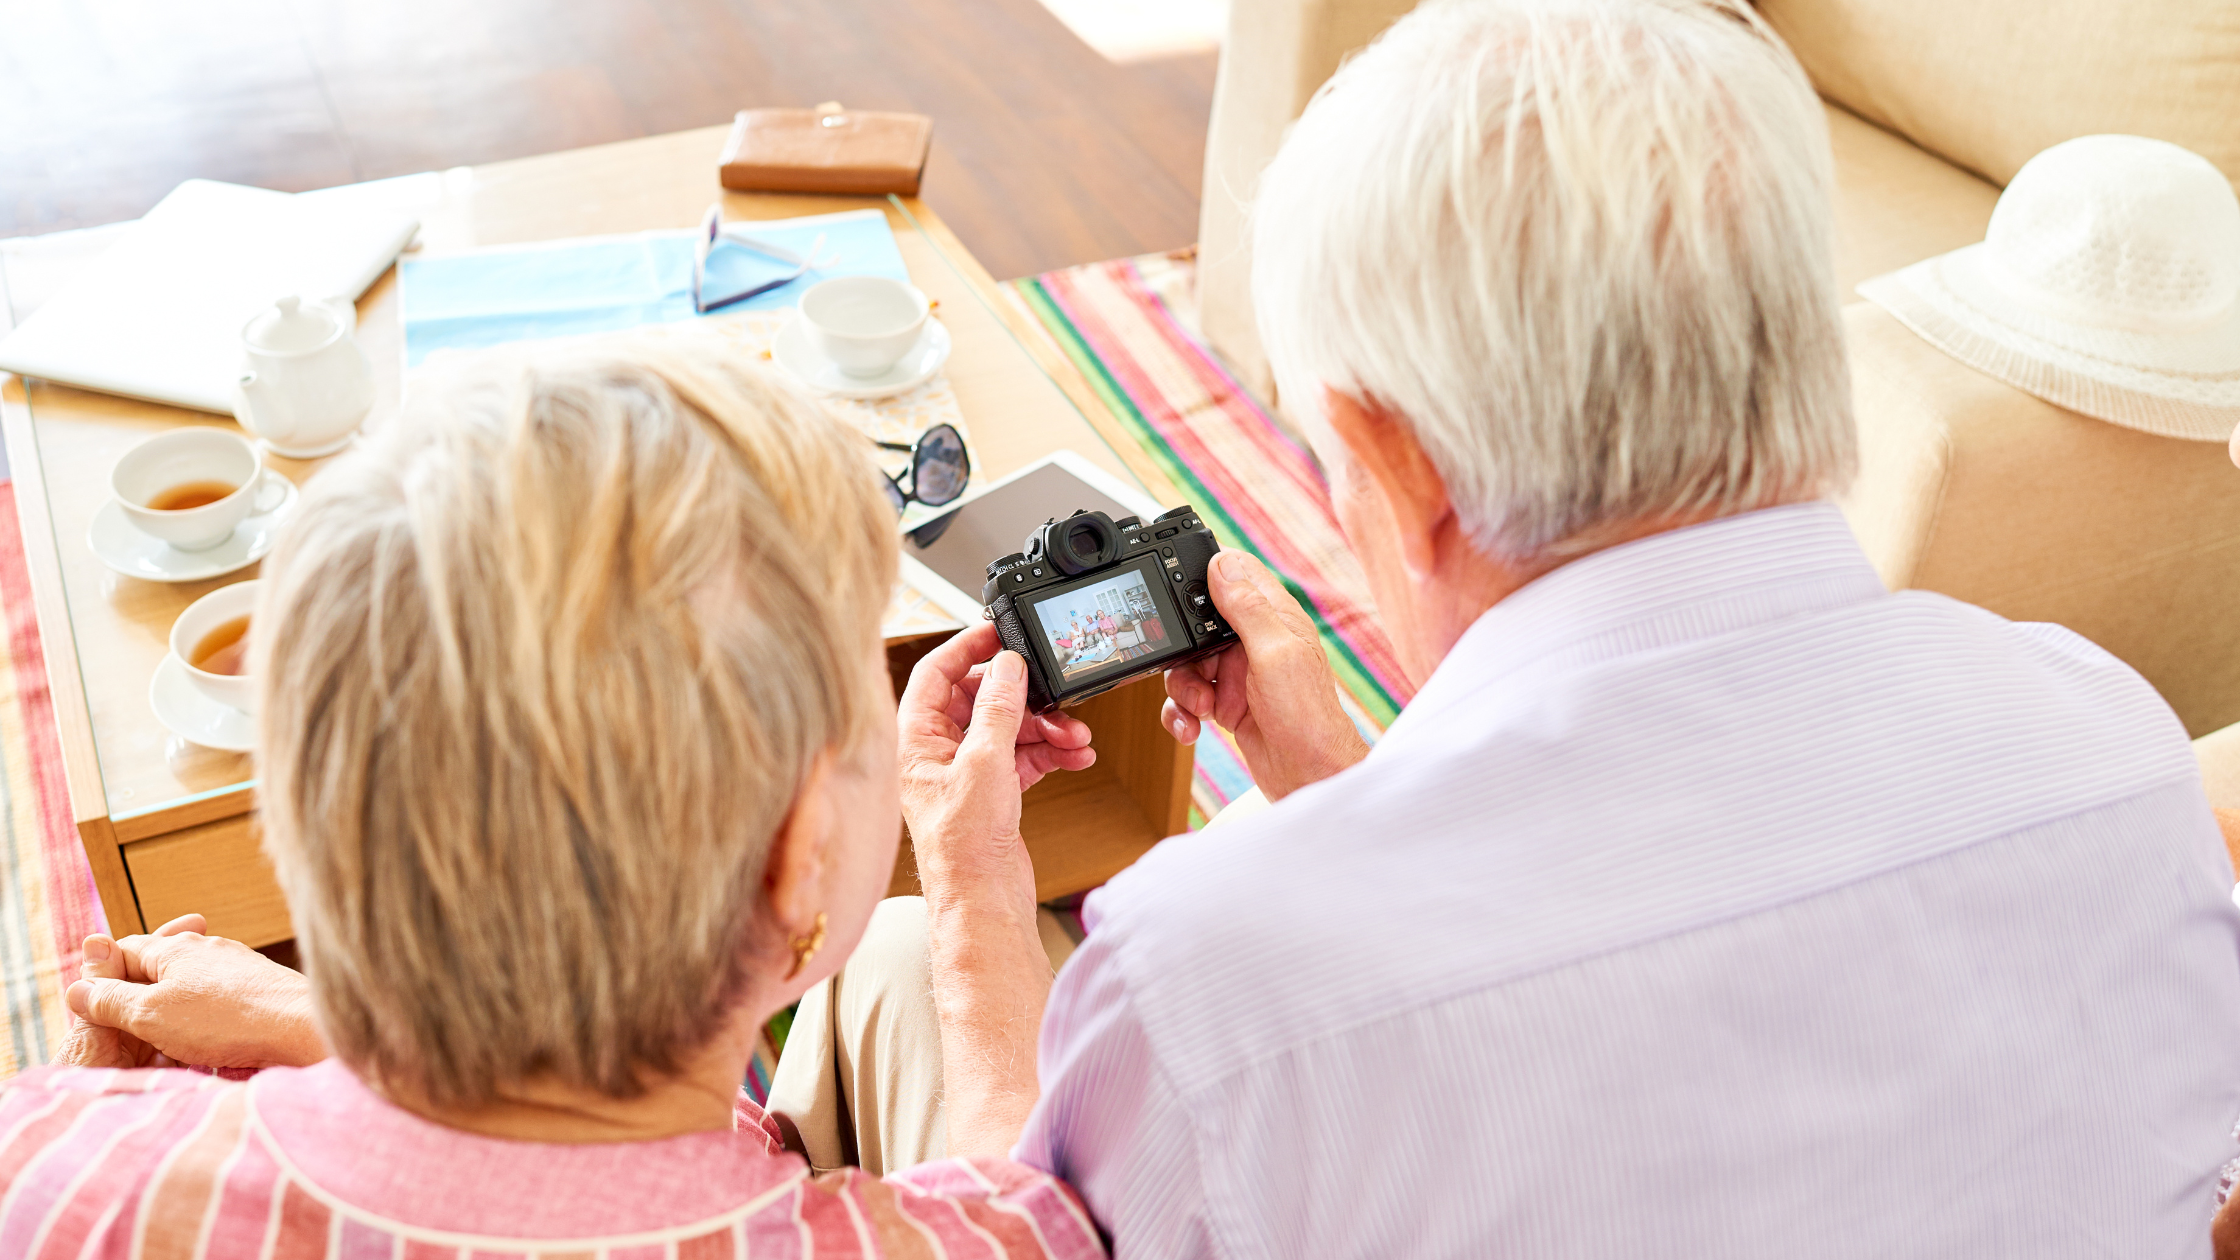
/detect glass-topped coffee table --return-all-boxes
[0,127,1192,944]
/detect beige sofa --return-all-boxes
[1197,0,2240,735]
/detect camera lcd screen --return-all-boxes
[1020,558,1183,691]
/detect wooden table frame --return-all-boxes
[0,126,1192,943]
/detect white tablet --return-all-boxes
[898,451,1167,619]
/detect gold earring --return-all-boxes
[785,912,828,981]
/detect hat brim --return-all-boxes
[1858,245,2240,443]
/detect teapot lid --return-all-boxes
[244,295,343,355]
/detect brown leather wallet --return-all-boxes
[718,105,934,196]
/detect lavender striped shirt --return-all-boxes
[1017,503,2240,1258]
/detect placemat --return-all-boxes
[397,208,909,367]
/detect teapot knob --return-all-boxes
[275,295,301,317]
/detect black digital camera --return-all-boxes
[982,506,1238,713]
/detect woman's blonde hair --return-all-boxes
[252,336,896,1107]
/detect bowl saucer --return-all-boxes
[774,316,951,400]
[87,469,298,583]
[148,653,254,753]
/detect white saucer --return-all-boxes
[148,653,254,753]
[87,469,298,583]
[773,316,951,399]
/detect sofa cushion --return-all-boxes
[1824,102,1999,294]
[1840,301,2240,737]
[1760,0,2240,188]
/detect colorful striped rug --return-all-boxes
[0,481,104,1075]
[1011,252,1408,822]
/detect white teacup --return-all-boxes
[799,276,930,378]
[169,580,260,714]
[112,429,285,552]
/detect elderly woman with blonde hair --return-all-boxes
[0,339,1101,1258]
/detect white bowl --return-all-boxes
[167,580,261,713]
[798,276,930,378]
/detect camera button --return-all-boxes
[1154,527,1180,540]
[1171,571,1185,582]
[1161,545,1176,557]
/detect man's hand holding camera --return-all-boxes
[1163,551,1369,801]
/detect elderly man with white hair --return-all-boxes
[789,0,2240,1255]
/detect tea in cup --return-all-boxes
[112,429,284,552]
[798,276,930,378]
[168,580,260,712]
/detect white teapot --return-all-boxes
[230,295,375,458]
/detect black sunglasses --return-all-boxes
[879,423,970,517]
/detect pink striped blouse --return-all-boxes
[0,1060,1104,1259]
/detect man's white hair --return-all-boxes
[1253,0,1854,564]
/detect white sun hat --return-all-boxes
[1858,134,2240,442]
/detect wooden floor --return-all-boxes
[0,0,1217,281]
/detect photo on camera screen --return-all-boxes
[1030,569,1171,684]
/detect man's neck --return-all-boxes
[1402,505,1782,684]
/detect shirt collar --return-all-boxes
[247,1059,800,1237]
[1373,502,1887,755]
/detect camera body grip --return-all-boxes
[987,592,1058,714]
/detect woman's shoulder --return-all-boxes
[0,1065,254,1249]
[799,1157,1105,1259]
[0,1061,245,1140]
[731,1094,1102,1257]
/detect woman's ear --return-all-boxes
[762,750,837,941]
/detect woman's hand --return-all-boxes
[1163,550,1370,800]
[55,913,201,1069]
[897,621,1093,898]
[57,914,326,1071]
[895,621,1089,1157]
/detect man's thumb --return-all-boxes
[962,651,1030,762]
[67,977,146,1033]
[1208,551,1288,641]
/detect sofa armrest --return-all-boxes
[1199,0,1418,407]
